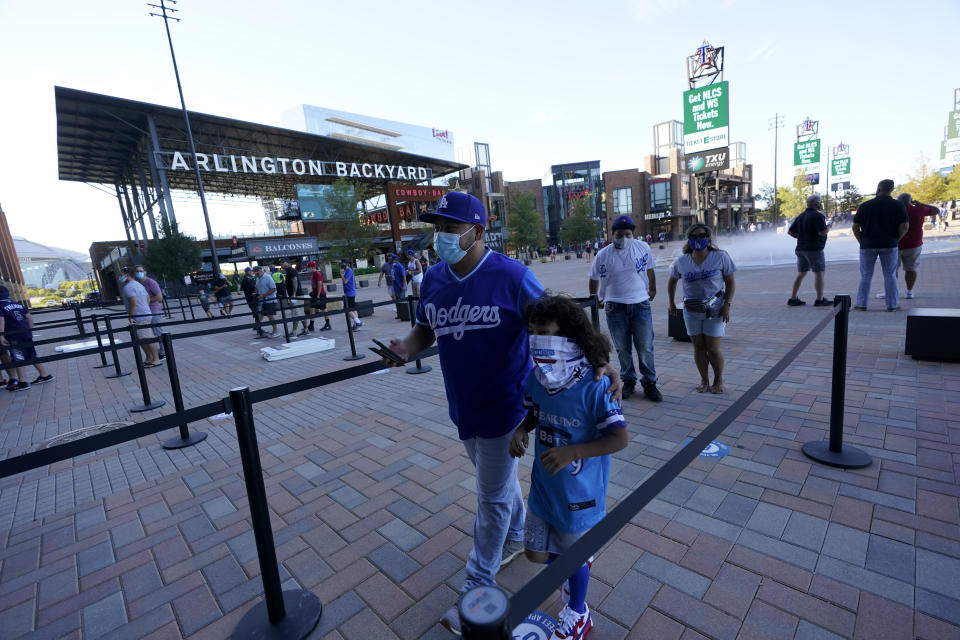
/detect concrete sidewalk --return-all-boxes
[1,249,959,639]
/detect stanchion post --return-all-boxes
[126,324,165,413]
[459,585,511,639]
[801,295,871,469]
[179,288,188,321]
[589,294,601,329]
[342,297,364,361]
[91,314,110,369]
[405,295,431,375]
[278,297,291,344]
[74,304,86,337]
[103,315,130,379]
[160,333,206,449]
[229,387,322,639]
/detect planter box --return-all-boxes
[359,280,370,288]
[327,283,338,292]
[565,254,572,260]
[540,257,550,263]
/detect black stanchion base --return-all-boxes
[129,400,166,413]
[93,364,112,369]
[162,431,208,450]
[343,354,365,361]
[233,590,322,640]
[802,441,872,469]
[406,364,432,374]
[105,371,132,379]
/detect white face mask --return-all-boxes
[613,235,633,250]
[529,335,590,392]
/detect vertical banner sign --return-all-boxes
[830,157,851,178]
[682,81,729,154]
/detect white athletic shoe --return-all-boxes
[551,604,592,640]
[905,291,915,299]
[876,292,885,298]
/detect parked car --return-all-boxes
[45,299,58,307]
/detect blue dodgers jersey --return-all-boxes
[524,374,626,534]
[416,249,544,440]
[342,268,357,296]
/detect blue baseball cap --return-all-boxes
[406,249,416,256]
[419,191,486,228]
[612,215,635,230]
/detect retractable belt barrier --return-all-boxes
[460,295,866,636]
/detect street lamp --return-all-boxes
[148,0,222,278]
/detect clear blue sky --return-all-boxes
[0,0,955,253]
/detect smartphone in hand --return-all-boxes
[370,339,406,365]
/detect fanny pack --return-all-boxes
[684,290,726,318]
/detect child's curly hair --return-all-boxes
[524,294,611,368]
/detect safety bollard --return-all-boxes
[229,387,323,639]
[160,333,207,449]
[103,315,130,379]
[91,314,110,369]
[126,324,165,413]
[342,297,364,361]
[801,295,872,469]
[405,295,431,375]
[459,585,511,639]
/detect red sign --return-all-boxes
[388,185,448,202]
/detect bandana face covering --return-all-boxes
[529,335,590,393]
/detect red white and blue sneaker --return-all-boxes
[551,604,592,640]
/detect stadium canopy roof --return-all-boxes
[55,86,466,200]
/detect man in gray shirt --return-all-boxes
[119,268,160,365]
[252,265,280,338]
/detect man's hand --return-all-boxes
[383,338,410,367]
[595,363,622,403]
[509,428,529,458]
[0,336,8,346]
[648,288,656,302]
[540,446,579,476]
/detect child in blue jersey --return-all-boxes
[510,295,628,640]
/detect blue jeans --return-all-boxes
[857,248,899,308]
[605,301,656,386]
[461,430,525,591]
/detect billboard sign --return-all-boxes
[831,181,850,192]
[684,147,730,173]
[830,157,851,177]
[682,81,729,153]
[948,110,960,140]
[296,184,355,220]
[245,237,318,259]
[794,140,821,166]
[803,172,820,186]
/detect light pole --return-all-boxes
[768,113,784,225]
[149,0,221,278]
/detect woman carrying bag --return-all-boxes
[666,224,736,394]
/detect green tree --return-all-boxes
[321,178,378,264]
[778,170,815,220]
[560,196,601,248]
[753,184,782,223]
[940,165,960,201]
[838,185,864,212]
[143,219,202,285]
[898,154,947,203]
[506,192,544,257]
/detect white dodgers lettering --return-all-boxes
[423,297,501,340]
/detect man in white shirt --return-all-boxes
[588,215,662,401]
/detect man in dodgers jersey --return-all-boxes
[383,191,621,635]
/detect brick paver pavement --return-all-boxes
[1,239,959,639]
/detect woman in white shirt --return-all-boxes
[667,224,736,394]
[406,249,424,297]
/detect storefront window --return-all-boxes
[613,187,632,215]
[649,180,672,214]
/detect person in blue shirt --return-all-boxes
[389,254,407,317]
[509,295,627,640]
[340,259,362,330]
[379,192,622,635]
